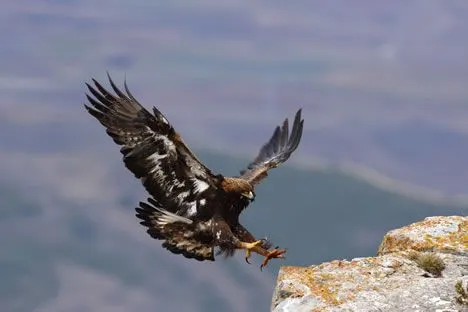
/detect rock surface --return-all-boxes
[271,216,468,312]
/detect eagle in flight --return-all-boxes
[85,74,304,269]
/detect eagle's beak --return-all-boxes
[242,191,255,200]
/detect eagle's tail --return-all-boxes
[135,198,191,240]
[135,198,215,261]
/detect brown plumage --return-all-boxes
[219,177,253,194]
[84,73,304,269]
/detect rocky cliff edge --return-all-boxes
[271,216,468,312]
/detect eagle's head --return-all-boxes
[220,177,256,202]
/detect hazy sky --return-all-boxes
[3,1,468,196]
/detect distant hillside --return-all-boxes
[0,150,465,312]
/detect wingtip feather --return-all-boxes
[107,72,126,98]
[295,108,303,121]
[124,78,137,101]
[279,118,289,149]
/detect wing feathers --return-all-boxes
[240,109,304,185]
[85,74,218,216]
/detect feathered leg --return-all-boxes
[232,222,286,270]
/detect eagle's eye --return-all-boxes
[241,191,255,201]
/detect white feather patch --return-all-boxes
[193,179,209,194]
[186,202,197,217]
[155,208,192,226]
[157,135,176,154]
[147,152,167,162]
[177,190,190,201]
[147,153,167,175]
[197,220,212,232]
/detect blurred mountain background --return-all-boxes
[1,1,468,311]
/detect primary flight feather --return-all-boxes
[84,74,304,269]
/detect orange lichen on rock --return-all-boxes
[273,255,412,309]
[378,216,468,255]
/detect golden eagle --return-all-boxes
[84,74,304,269]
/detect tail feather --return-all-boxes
[135,198,214,261]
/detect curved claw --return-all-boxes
[243,240,264,265]
[259,248,287,271]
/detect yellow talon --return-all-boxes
[243,240,264,264]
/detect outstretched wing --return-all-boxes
[239,109,304,185]
[136,197,214,261]
[85,74,218,217]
